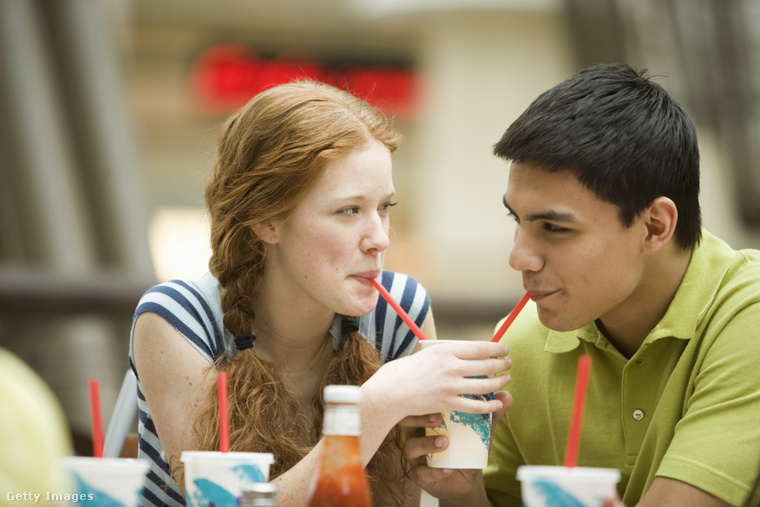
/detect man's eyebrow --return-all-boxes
[502,196,577,222]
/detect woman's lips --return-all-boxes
[352,271,380,286]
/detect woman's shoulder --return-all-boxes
[365,271,430,359]
[377,270,429,302]
[132,272,227,360]
[136,272,220,314]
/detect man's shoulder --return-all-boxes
[696,229,760,276]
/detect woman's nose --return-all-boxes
[361,213,390,253]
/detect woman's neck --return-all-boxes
[254,268,335,342]
[249,275,337,400]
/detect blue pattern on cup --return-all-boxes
[73,473,129,507]
[190,478,238,507]
[459,375,494,448]
[232,464,267,483]
[188,463,267,507]
[529,480,589,507]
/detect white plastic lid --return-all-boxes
[323,385,361,404]
[517,465,621,483]
[180,451,275,464]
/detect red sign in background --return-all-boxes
[188,44,422,118]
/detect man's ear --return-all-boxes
[642,196,678,255]
[250,220,279,245]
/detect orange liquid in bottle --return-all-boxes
[306,386,372,507]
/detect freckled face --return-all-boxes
[505,162,648,331]
[266,139,395,317]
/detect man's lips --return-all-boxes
[527,289,557,302]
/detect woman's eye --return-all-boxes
[338,207,360,215]
[380,202,398,213]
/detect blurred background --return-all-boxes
[1,0,759,462]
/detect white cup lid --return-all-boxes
[180,451,274,463]
[517,465,621,483]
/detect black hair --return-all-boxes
[494,63,701,250]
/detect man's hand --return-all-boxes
[401,390,512,505]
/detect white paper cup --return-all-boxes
[181,451,275,507]
[59,456,149,507]
[517,465,621,507]
[418,340,495,469]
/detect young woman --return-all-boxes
[130,80,511,506]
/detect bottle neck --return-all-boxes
[322,402,361,436]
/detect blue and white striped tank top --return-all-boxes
[128,270,430,507]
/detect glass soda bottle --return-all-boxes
[305,385,372,507]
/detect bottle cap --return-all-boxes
[241,483,277,496]
[323,385,361,404]
[239,483,277,506]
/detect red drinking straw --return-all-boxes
[370,277,428,341]
[564,355,592,468]
[218,371,229,453]
[490,292,531,343]
[88,378,104,459]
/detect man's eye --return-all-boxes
[544,223,568,232]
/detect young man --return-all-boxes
[404,63,760,506]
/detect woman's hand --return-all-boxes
[362,341,512,426]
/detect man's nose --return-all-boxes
[509,229,544,272]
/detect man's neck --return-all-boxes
[598,245,693,359]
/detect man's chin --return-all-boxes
[536,308,580,332]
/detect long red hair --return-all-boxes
[172,81,410,504]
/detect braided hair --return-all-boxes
[171,81,408,503]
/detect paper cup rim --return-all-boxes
[418,340,473,348]
[180,451,275,464]
[517,465,621,482]
[60,456,150,471]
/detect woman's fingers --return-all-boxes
[415,341,508,362]
[446,395,505,415]
[432,342,509,361]
[372,341,514,421]
[461,372,512,395]
[416,343,512,379]
[454,358,512,381]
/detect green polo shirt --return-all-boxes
[484,230,760,506]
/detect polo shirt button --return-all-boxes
[633,409,645,421]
